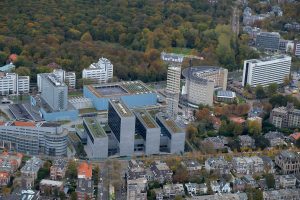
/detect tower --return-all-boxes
[161,52,184,119]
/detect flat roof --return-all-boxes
[86,80,153,97]
[84,117,107,138]
[134,110,158,129]
[110,99,133,117]
[246,54,291,63]
[156,113,183,133]
[182,66,225,83]
[217,90,236,98]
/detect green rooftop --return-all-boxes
[84,117,107,138]
[135,110,158,129]
[121,81,152,93]
[157,114,183,133]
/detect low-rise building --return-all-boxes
[263,189,300,200]
[289,132,300,143]
[127,177,147,200]
[242,175,258,188]
[279,174,296,189]
[128,160,146,180]
[163,183,185,198]
[39,179,64,195]
[205,157,230,175]
[216,90,236,103]
[181,160,201,174]
[0,152,23,173]
[264,131,285,147]
[275,150,300,174]
[232,156,264,174]
[186,193,248,200]
[202,136,228,150]
[270,104,300,128]
[76,162,93,200]
[7,189,40,200]
[150,161,173,184]
[185,183,208,195]
[232,178,246,192]
[238,135,255,148]
[0,171,10,186]
[50,159,67,180]
[260,156,275,174]
[21,157,43,189]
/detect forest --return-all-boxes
[0,0,258,83]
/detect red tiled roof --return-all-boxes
[78,162,92,179]
[290,132,300,141]
[229,117,246,124]
[13,121,36,127]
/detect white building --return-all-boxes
[295,42,300,57]
[38,69,76,92]
[242,55,291,87]
[82,57,113,84]
[53,69,76,89]
[0,72,30,95]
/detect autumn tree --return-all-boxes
[247,120,262,136]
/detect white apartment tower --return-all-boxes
[0,72,30,95]
[82,57,113,84]
[53,69,76,89]
[161,52,184,119]
[242,55,291,87]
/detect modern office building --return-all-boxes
[242,55,291,87]
[156,113,185,154]
[108,99,135,156]
[256,32,281,51]
[83,80,157,110]
[0,72,29,95]
[83,117,108,159]
[31,73,78,121]
[270,103,300,128]
[0,121,68,156]
[82,57,113,84]
[40,73,68,111]
[134,110,160,155]
[182,66,228,107]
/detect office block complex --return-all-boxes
[0,72,29,95]
[182,66,228,106]
[0,121,68,156]
[256,32,280,51]
[242,55,291,87]
[134,110,160,155]
[82,57,113,84]
[108,99,135,156]
[270,104,300,128]
[156,113,185,154]
[83,80,157,110]
[83,117,108,159]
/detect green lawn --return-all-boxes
[79,108,97,114]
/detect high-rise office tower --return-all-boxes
[161,52,184,119]
[108,99,135,156]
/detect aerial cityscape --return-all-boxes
[0,0,299,200]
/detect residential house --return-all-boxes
[275,150,300,174]
[205,157,230,175]
[219,181,231,193]
[128,160,146,180]
[202,137,228,150]
[260,156,275,174]
[232,156,264,174]
[150,161,173,184]
[210,181,220,193]
[264,131,285,147]
[127,177,147,200]
[0,152,23,173]
[6,189,40,200]
[185,183,208,196]
[232,178,246,192]
[263,189,300,200]
[76,162,93,200]
[289,132,300,143]
[39,179,64,195]
[181,160,201,175]
[199,183,208,195]
[279,174,296,189]
[0,171,10,186]
[50,159,67,180]
[238,135,255,148]
[163,184,185,198]
[185,193,248,200]
[21,157,43,189]
[242,175,258,188]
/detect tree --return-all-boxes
[15,66,30,76]
[255,85,266,99]
[195,108,210,121]
[186,124,198,140]
[174,196,183,200]
[254,135,270,150]
[173,165,188,183]
[248,120,262,136]
[246,188,263,200]
[59,191,66,200]
[70,191,77,200]
[267,83,278,97]
[80,32,93,42]
[265,174,275,189]
[66,160,77,180]
[233,124,243,136]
